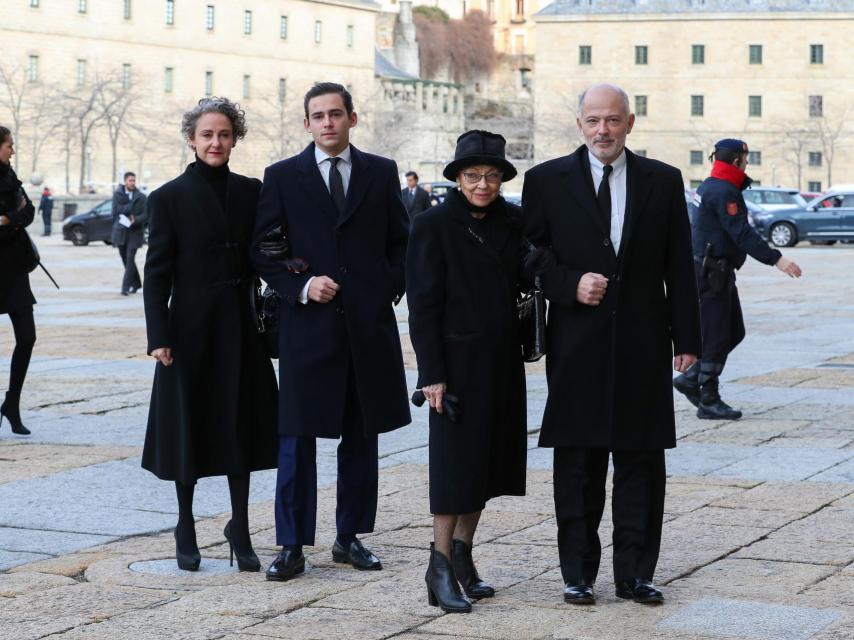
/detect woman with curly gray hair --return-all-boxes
[142,97,278,572]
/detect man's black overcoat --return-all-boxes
[523,146,700,450]
[142,164,278,483]
[251,143,411,438]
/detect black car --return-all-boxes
[62,199,114,246]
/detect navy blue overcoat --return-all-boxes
[251,143,412,438]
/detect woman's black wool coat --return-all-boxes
[0,165,36,314]
[142,163,278,484]
[406,190,527,514]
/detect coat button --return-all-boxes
[339,266,347,274]
[337,306,344,315]
[603,238,610,247]
[612,273,620,281]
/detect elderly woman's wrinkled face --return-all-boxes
[457,164,502,208]
[0,135,14,166]
[190,112,234,167]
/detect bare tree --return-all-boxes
[253,93,306,165]
[64,74,112,192]
[24,82,65,176]
[815,106,852,188]
[0,63,30,172]
[778,124,813,190]
[99,74,142,187]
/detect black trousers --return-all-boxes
[697,269,745,382]
[553,447,666,585]
[42,211,51,235]
[118,244,141,294]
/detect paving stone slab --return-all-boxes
[0,571,76,597]
[0,548,51,571]
[665,443,758,477]
[669,558,836,602]
[801,574,854,608]
[735,534,854,567]
[671,506,797,530]
[249,606,426,640]
[712,481,853,513]
[657,597,841,640]
[416,602,590,640]
[714,446,853,482]
[52,609,261,640]
[811,458,854,483]
[0,526,115,555]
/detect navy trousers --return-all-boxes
[273,369,379,546]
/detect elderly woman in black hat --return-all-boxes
[407,130,544,613]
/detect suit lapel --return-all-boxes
[562,146,609,237]
[295,144,340,224]
[617,149,653,260]
[338,145,373,228]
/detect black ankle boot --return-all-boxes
[451,538,495,598]
[426,543,471,613]
[224,520,261,572]
[673,362,701,407]
[1,392,31,435]
[174,519,201,571]
[698,378,742,420]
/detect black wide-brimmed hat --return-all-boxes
[443,130,517,182]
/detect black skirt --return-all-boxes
[0,273,35,315]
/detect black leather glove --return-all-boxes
[524,246,557,275]
[259,226,290,259]
[411,389,461,423]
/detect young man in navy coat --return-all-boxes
[252,82,411,581]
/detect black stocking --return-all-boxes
[227,473,252,549]
[175,480,198,550]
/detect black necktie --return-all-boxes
[598,164,613,236]
[328,157,346,215]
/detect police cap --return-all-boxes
[714,138,749,153]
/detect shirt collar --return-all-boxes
[315,144,352,166]
[587,148,627,172]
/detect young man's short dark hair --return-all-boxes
[303,82,354,118]
[710,149,746,165]
[123,171,136,180]
[405,171,419,181]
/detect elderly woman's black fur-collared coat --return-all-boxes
[406,189,527,514]
[142,163,278,484]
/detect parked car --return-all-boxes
[743,187,808,211]
[62,199,114,246]
[750,190,854,247]
[423,180,455,207]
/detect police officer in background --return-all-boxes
[673,139,802,420]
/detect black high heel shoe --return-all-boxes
[174,524,201,571]
[224,520,261,572]
[1,393,31,435]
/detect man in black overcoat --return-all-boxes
[401,171,431,220]
[251,82,411,581]
[523,83,700,605]
[111,171,147,295]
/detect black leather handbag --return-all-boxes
[518,275,547,362]
[253,278,280,359]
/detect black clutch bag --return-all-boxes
[518,275,547,362]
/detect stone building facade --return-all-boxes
[1,0,380,191]
[534,0,854,191]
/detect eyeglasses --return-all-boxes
[461,171,503,185]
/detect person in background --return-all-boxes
[142,97,278,572]
[38,187,53,236]
[402,171,431,220]
[0,126,36,436]
[111,172,147,296]
[673,139,802,420]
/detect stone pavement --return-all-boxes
[1,235,853,640]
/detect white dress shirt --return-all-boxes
[300,145,353,303]
[588,149,628,253]
[314,145,352,195]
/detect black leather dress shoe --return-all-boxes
[332,537,382,570]
[615,579,663,604]
[265,547,305,581]
[563,582,595,605]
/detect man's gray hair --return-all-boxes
[578,84,631,116]
[181,97,247,141]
